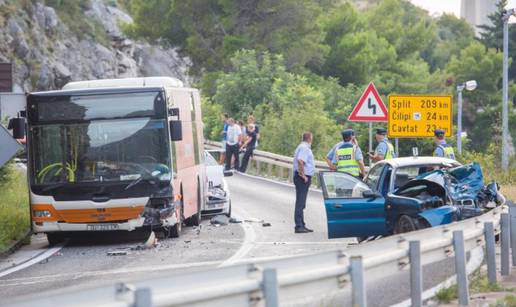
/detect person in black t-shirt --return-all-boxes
[239,124,257,172]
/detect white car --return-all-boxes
[203,150,232,217]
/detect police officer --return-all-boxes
[433,129,456,159]
[326,129,366,178]
[369,128,396,162]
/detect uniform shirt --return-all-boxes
[226,124,242,146]
[293,142,315,176]
[328,141,363,164]
[434,140,447,157]
[375,138,395,158]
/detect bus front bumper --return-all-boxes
[33,217,146,233]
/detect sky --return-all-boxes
[410,0,516,17]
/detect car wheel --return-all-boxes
[395,215,419,234]
[169,202,183,238]
[225,200,232,218]
[47,232,65,246]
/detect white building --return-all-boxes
[461,0,497,36]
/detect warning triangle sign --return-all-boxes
[348,82,388,122]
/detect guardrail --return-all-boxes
[204,140,330,186]
[7,200,513,307]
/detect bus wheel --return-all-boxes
[169,203,183,238]
[186,183,202,226]
[47,233,65,246]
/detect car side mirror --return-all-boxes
[223,170,233,177]
[363,190,381,199]
[169,120,182,141]
[8,118,25,139]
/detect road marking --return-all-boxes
[218,209,257,267]
[234,172,322,193]
[0,243,65,279]
[0,260,223,287]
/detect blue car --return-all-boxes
[319,157,501,239]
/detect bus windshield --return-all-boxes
[31,118,171,185]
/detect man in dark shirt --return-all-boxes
[239,124,257,172]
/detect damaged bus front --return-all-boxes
[19,87,181,244]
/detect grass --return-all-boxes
[435,271,510,304]
[493,295,516,307]
[501,185,516,203]
[0,163,30,253]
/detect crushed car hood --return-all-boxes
[417,162,484,202]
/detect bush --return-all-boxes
[0,163,30,252]
[458,143,516,185]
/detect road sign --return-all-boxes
[0,124,22,167]
[388,95,453,138]
[348,82,388,122]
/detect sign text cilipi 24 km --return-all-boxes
[388,95,453,138]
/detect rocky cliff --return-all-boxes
[0,0,190,92]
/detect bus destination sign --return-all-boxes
[388,95,453,138]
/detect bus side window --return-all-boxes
[190,92,200,165]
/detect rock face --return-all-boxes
[0,0,191,92]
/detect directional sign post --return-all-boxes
[348,82,388,157]
[387,95,453,138]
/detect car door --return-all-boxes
[319,170,388,239]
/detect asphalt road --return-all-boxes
[0,173,455,306]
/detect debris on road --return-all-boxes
[107,250,129,256]
[143,231,157,249]
[244,217,264,223]
[262,222,271,227]
[210,215,229,226]
[229,218,242,223]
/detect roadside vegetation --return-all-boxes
[124,0,516,179]
[435,271,513,304]
[0,162,29,253]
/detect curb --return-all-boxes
[0,229,32,258]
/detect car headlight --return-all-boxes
[33,210,52,218]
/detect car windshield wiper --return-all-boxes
[124,174,158,191]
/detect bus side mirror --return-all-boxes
[170,120,183,141]
[8,118,25,139]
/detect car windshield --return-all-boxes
[31,118,171,185]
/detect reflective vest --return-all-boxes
[381,140,395,160]
[435,143,456,160]
[336,143,360,177]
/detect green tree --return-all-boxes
[213,49,285,120]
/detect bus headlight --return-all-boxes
[33,210,52,218]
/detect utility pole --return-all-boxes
[502,10,514,170]
[457,85,464,155]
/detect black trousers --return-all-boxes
[225,144,240,171]
[294,172,311,228]
[239,146,255,172]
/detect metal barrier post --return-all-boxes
[134,287,152,307]
[409,241,422,307]
[350,256,367,307]
[262,268,279,307]
[453,231,470,306]
[484,222,497,284]
[501,213,510,276]
[510,204,516,266]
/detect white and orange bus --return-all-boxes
[10,77,205,244]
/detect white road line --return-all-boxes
[0,243,65,279]
[0,260,222,287]
[235,171,322,193]
[218,209,257,267]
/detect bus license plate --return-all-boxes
[87,224,119,231]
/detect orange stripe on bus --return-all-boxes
[32,204,145,223]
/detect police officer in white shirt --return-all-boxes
[225,118,242,171]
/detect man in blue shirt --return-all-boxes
[293,131,315,233]
[369,128,396,162]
